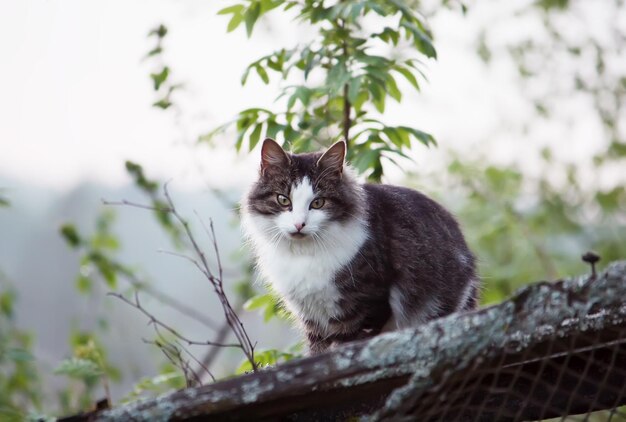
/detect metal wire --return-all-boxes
[382,303,626,421]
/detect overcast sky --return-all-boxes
[0,0,611,193]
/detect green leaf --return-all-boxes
[241,66,252,85]
[266,121,282,139]
[244,293,273,311]
[398,126,436,147]
[236,349,294,374]
[76,275,93,294]
[249,123,263,151]
[218,4,245,15]
[150,67,170,91]
[353,90,369,111]
[386,75,402,102]
[352,147,382,173]
[348,1,365,20]
[394,66,420,90]
[369,79,386,113]
[125,161,159,193]
[153,98,172,109]
[260,0,283,13]
[146,46,162,57]
[303,49,316,80]
[60,224,81,248]
[326,61,350,91]
[347,77,362,104]
[245,2,261,37]
[227,12,244,32]
[148,24,167,38]
[54,358,103,379]
[401,22,437,59]
[256,65,270,84]
[382,127,407,148]
[284,1,297,11]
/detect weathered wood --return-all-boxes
[61,261,626,421]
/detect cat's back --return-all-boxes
[362,182,474,277]
[363,183,460,233]
[360,183,478,317]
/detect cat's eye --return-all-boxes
[276,194,291,207]
[310,198,325,209]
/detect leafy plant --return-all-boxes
[53,334,120,414]
[146,24,182,110]
[0,282,42,421]
[121,366,185,404]
[208,0,437,181]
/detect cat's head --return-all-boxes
[242,138,364,247]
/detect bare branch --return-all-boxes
[143,339,199,388]
[115,265,220,330]
[101,199,172,213]
[103,185,258,371]
[157,249,210,278]
[161,183,257,370]
[109,292,241,349]
[174,339,216,383]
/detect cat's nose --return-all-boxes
[294,222,306,231]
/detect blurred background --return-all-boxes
[0,0,625,418]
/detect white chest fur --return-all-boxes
[243,214,368,332]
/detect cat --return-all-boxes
[241,138,479,354]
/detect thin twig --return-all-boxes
[144,339,199,388]
[174,339,216,383]
[109,292,241,348]
[197,300,245,382]
[104,184,258,371]
[101,199,172,213]
[115,266,220,330]
[157,249,210,278]
[161,183,257,370]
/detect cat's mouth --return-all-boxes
[289,232,308,239]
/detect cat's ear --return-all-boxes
[260,138,290,176]
[317,140,346,175]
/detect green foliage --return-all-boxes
[52,334,118,415]
[60,211,123,293]
[0,281,42,420]
[244,292,292,322]
[209,0,438,181]
[146,24,181,110]
[458,0,626,304]
[125,161,184,246]
[121,368,185,404]
[425,149,626,305]
[236,345,301,374]
[54,358,103,380]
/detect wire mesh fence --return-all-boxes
[373,263,626,421]
[383,326,626,421]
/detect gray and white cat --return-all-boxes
[242,138,478,354]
